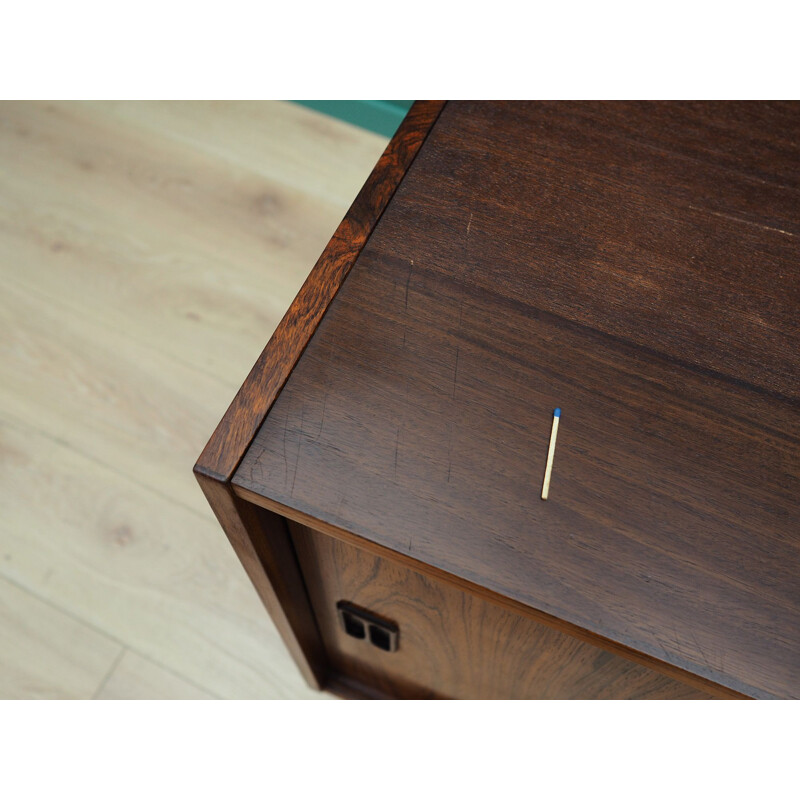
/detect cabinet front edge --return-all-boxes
[231,481,754,700]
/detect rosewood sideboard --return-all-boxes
[195,101,800,699]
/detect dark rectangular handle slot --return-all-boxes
[336,601,399,652]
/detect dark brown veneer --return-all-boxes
[199,102,799,699]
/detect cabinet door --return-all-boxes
[289,521,714,700]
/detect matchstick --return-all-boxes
[541,408,560,500]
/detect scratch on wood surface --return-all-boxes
[289,446,300,498]
[689,628,712,673]
[313,389,328,443]
[281,412,289,486]
[404,261,413,310]
[451,302,464,401]
[688,204,796,238]
[289,404,306,498]
[394,427,400,476]
[647,624,672,663]
[447,424,453,484]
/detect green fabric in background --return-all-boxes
[293,101,414,138]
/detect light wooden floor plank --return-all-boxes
[94,650,215,700]
[0,100,387,698]
[0,413,323,699]
[83,101,388,207]
[0,276,234,514]
[0,101,385,392]
[0,575,123,699]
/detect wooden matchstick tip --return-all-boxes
[553,408,561,417]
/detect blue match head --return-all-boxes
[553,408,561,417]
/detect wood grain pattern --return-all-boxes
[290,522,714,699]
[233,484,745,698]
[235,102,800,699]
[416,102,800,401]
[195,101,445,483]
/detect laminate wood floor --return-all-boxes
[0,101,388,698]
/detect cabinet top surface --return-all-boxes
[234,101,800,698]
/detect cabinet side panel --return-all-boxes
[289,521,715,700]
[196,475,328,689]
